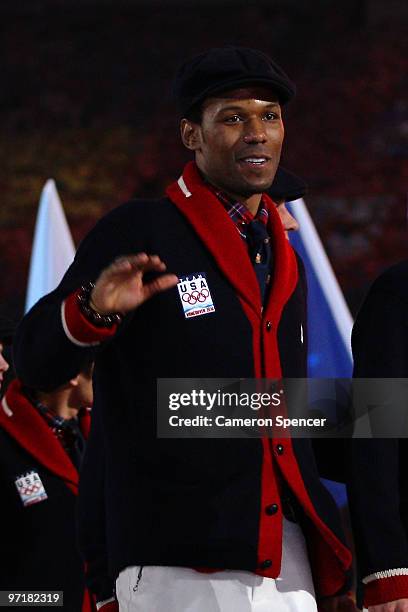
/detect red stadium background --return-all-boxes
[0,0,407,318]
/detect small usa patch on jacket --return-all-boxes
[15,470,48,507]
[177,272,215,319]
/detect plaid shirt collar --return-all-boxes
[206,183,269,240]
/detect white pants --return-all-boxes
[116,518,317,612]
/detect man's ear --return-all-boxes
[180,118,202,151]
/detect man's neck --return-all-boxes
[238,193,263,216]
[199,171,262,216]
[211,185,262,216]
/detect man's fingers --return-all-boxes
[95,254,178,310]
[138,258,168,274]
[143,273,179,299]
[110,254,167,274]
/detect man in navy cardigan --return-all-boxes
[15,47,354,611]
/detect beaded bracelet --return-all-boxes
[76,281,123,328]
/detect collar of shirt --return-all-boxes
[206,183,269,240]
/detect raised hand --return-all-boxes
[90,253,179,315]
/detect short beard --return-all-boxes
[238,184,269,197]
[229,177,274,199]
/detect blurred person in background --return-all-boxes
[0,319,95,612]
[348,261,408,612]
[267,165,304,238]
[14,46,354,612]
[0,316,14,396]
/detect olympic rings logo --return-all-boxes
[182,289,209,305]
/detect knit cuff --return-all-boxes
[363,571,408,607]
[61,291,118,346]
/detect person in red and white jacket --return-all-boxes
[14,47,355,612]
[0,314,96,611]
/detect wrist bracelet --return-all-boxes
[76,281,123,328]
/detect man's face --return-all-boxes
[181,86,284,200]
[70,367,94,409]
[275,200,299,239]
[0,342,10,391]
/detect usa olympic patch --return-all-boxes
[15,470,48,507]
[177,272,215,319]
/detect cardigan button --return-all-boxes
[276,444,284,455]
[266,320,272,332]
[260,559,272,569]
[265,503,279,515]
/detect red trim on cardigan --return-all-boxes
[0,380,79,495]
[364,575,408,608]
[255,437,283,578]
[97,602,119,612]
[63,292,117,346]
[82,587,96,612]
[272,438,352,595]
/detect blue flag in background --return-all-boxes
[287,198,353,506]
[287,198,353,378]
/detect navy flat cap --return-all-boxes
[173,46,296,117]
